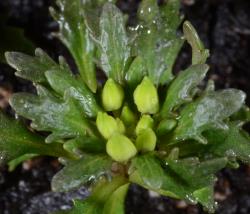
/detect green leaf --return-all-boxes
[8,154,38,171]
[173,89,246,144]
[230,106,250,124]
[160,0,182,35]
[9,86,93,143]
[161,158,226,211]
[45,69,101,118]
[0,112,72,167]
[103,183,129,214]
[64,137,106,154]
[204,123,250,163]
[183,21,209,65]
[51,154,112,192]
[64,199,102,214]
[193,186,215,213]
[130,154,164,190]
[5,48,56,83]
[99,3,130,84]
[161,64,209,116]
[130,155,227,211]
[50,0,97,92]
[134,0,184,86]
[65,176,127,214]
[125,56,145,91]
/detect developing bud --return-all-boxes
[96,112,118,139]
[135,128,156,152]
[106,134,137,162]
[116,118,125,134]
[156,119,177,136]
[102,78,124,111]
[121,105,136,126]
[133,77,159,114]
[135,115,154,135]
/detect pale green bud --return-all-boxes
[135,115,154,135]
[133,77,159,114]
[135,128,156,152]
[156,119,177,136]
[120,105,136,126]
[116,118,125,134]
[102,78,124,111]
[106,134,137,162]
[96,112,118,139]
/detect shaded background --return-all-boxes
[0,0,250,213]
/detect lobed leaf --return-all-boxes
[51,154,112,192]
[161,64,209,116]
[204,123,250,163]
[45,69,101,118]
[173,89,246,144]
[134,0,184,86]
[5,48,56,83]
[0,112,71,168]
[130,154,227,212]
[183,21,209,65]
[9,86,93,143]
[98,3,130,84]
[50,0,97,92]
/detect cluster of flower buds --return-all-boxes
[96,77,161,163]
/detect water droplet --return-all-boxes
[14,114,19,120]
[185,194,197,204]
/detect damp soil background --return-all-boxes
[0,0,250,213]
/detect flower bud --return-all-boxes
[135,128,156,152]
[106,134,137,162]
[133,77,159,114]
[102,78,124,111]
[121,105,136,126]
[156,119,177,136]
[135,115,154,135]
[96,112,118,139]
[116,118,125,134]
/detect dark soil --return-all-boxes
[0,0,250,213]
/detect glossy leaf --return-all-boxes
[65,199,102,214]
[67,177,127,214]
[130,155,227,211]
[64,137,106,154]
[130,154,164,190]
[204,123,250,163]
[103,183,129,214]
[99,3,130,84]
[51,154,112,192]
[5,48,56,83]
[161,64,209,116]
[0,112,71,167]
[193,186,215,213]
[173,89,246,144]
[9,86,93,143]
[134,0,184,86]
[45,69,101,118]
[183,21,209,65]
[125,56,145,91]
[50,0,97,92]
